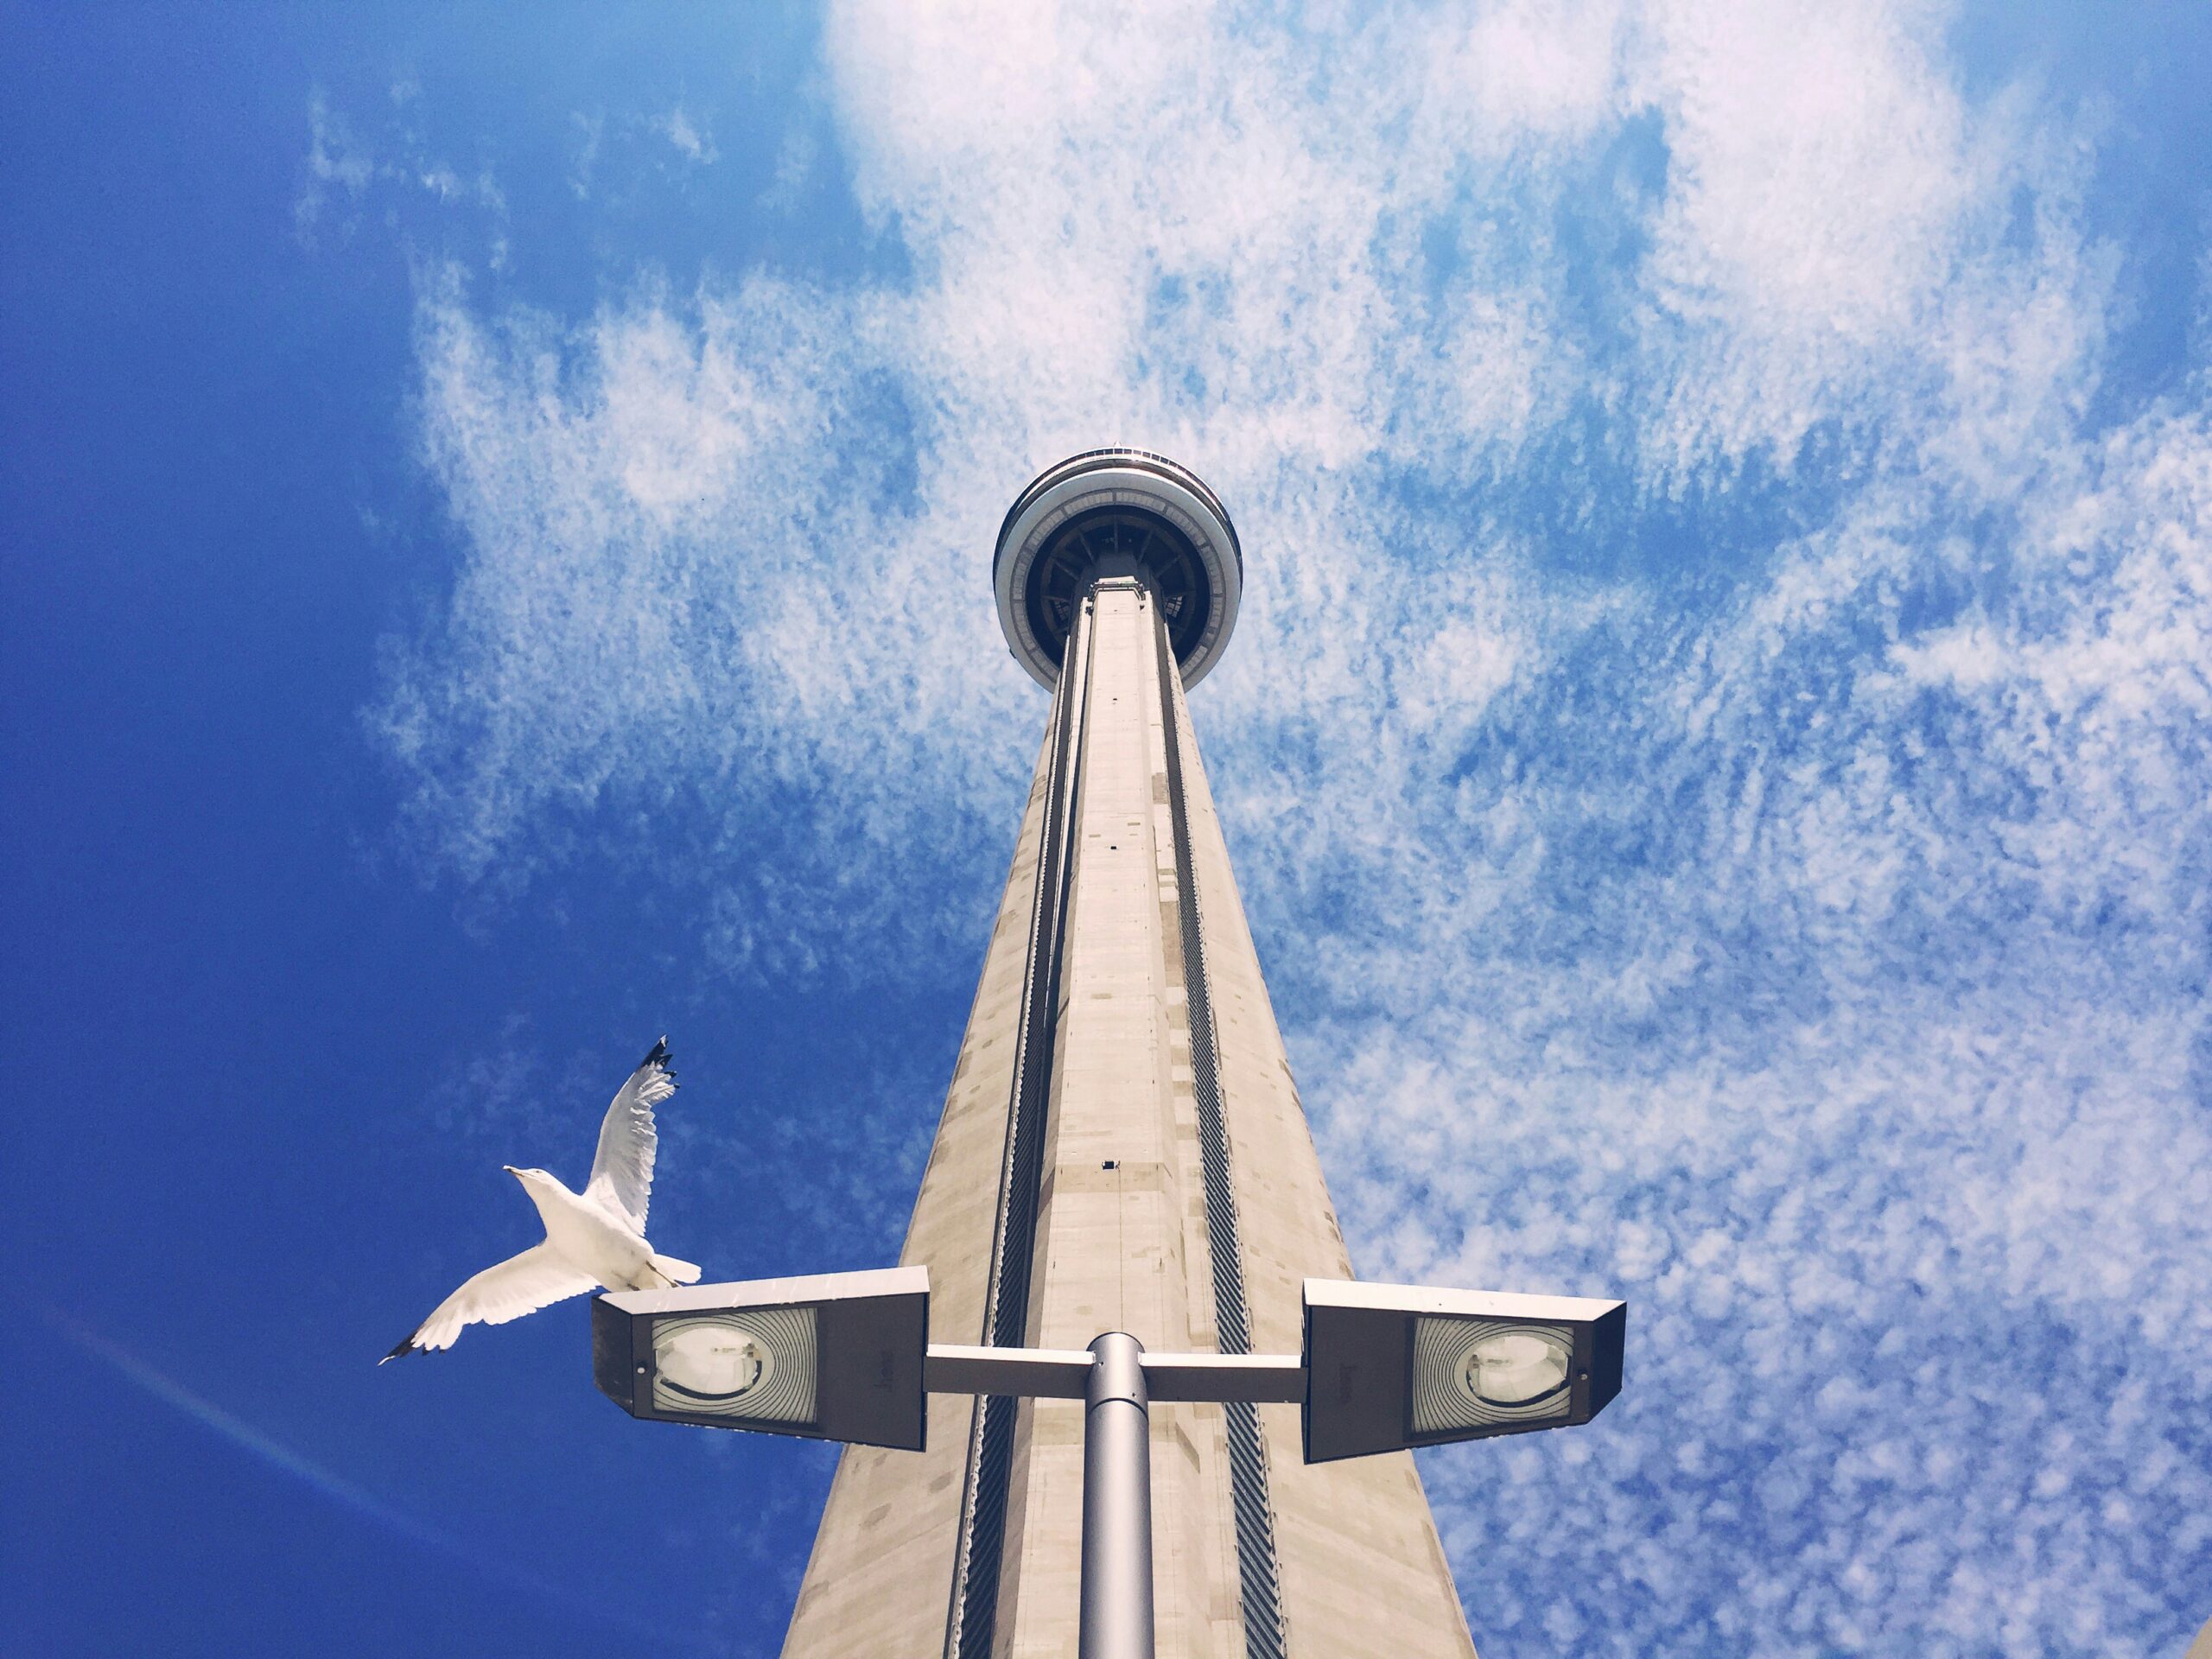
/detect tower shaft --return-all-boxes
[783,580,1476,1658]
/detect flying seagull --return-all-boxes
[383,1038,702,1363]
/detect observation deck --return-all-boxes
[993,449,1243,690]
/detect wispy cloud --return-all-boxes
[296,89,377,238]
[295,87,508,263]
[657,105,718,166]
[569,110,604,200]
[359,3,2212,1650]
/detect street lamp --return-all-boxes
[592,1266,930,1450]
[594,1271,1624,1658]
[1302,1279,1625,1463]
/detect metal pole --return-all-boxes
[1078,1332,1154,1659]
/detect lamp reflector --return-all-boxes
[1413,1319,1573,1433]
[652,1307,817,1425]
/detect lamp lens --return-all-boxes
[1412,1316,1577,1432]
[1462,1332,1569,1408]
[658,1323,774,1400]
[649,1307,819,1424]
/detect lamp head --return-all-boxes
[1302,1279,1626,1463]
[593,1266,930,1451]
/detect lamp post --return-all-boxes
[1080,1333,1154,1659]
[594,1268,1624,1659]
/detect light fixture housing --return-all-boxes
[1302,1279,1625,1463]
[593,1266,930,1450]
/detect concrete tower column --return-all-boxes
[779,453,1477,1659]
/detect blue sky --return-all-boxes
[4,3,2209,1655]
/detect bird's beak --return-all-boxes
[502,1165,522,1178]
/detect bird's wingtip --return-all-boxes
[381,1334,418,1364]
[642,1036,672,1071]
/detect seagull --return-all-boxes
[383,1038,702,1363]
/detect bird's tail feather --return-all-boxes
[646,1253,702,1287]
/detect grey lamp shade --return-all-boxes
[1302,1279,1625,1464]
[594,1266,930,1451]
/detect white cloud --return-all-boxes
[760,124,817,213]
[372,264,1033,970]
[1626,0,1980,461]
[569,111,603,200]
[296,90,377,237]
[657,105,718,165]
[295,89,509,255]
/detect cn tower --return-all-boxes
[781,451,1478,1657]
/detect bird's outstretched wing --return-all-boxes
[584,1037,674,1233]
[381,1243,600,1362]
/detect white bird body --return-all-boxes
[512,1167,664,1290]
[384,1038,702,1362]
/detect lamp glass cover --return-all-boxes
[1411,1317,1575,1433]
[659,1322,775,1398]
[1463,1331,1570,1408]
[651,1306,818,1424]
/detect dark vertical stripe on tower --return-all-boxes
[1153,603,1291,1659]
[944,599,1096,1659]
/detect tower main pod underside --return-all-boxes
[783,577,1474,1658]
